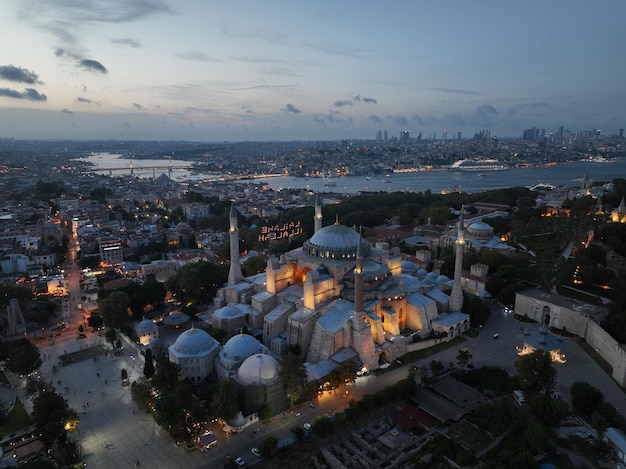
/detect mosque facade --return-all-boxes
[214,199,470,379]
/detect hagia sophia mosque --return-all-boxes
[134,197,512,424]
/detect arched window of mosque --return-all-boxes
[542,305,551,325]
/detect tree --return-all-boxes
[3,338,42,376]
[570,381,604,418]
[143,348,155,379]
[165,261,228,305]
[131,378,154,412]
[99,291,131,329]
[259,435,278,459]
[152,358,181,394]
[456,348,473,368]
[142,274,166,306]
[514,350,556,394]
[211,379,239,421]
[278,353,307,406]
[242,256,267,276]
[33,390,73,446]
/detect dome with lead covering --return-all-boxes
[237,353,280,386]
[303,222,370,260]
[222,334,265,361]
[171,327,219,357]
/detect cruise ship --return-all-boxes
[449,159,508,171]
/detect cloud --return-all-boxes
[132,103,142,110]
[367,115,383,124]
[475,104,498,116]
[334,100,353,107]
[0,65,42,84]
[175,51,223,62]
[61,108,73,114]
[111,37,141,48]
[353,95,377,104]
[427,87,484,96]
[0,87,47,101]
[283,103,301,114]
[76,97,92,103]
[18,0,173,45]
[385,115,408,126]
[79,59,108,73]
[443,112,466,126]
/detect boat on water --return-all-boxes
[449,159,508,171]
[324,179,337,187]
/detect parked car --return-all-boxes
[303,423,312,430]
[251,447,260,457]
[234,457,245,466]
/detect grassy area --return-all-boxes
[0,371,10,386]
[0,398,32,438]
[404,336,466,363]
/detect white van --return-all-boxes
[513,389,526,405]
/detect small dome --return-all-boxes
[222,334,263,360]
[136,318,157,334]
[237,353,280,386]
[426,272,438,280]
[171,328,219,357]
[214,304,244,319]
[417,269,429,278]
[401,260,418,274]
[437,275,450,283]
[468,221,493,232]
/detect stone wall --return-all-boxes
[586,320,626,386]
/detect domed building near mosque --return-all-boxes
[168,326,220,383]
[216,333,269,380]
[235,353,288,416]
[214,198,470,381]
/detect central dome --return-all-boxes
[303,222,370,260]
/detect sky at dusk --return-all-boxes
[1,1,625,142]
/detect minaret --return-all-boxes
[314,193,323,233]
[353,233,365,326]
[449,206,465,312]
[351,232,378,371]
[227,203,243,285]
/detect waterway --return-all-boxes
[78,152,626,195]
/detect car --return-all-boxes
[492,333,499,339]
[251,447,260,457]
[234,456,245,466]
[303,423,311,430]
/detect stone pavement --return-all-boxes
[7,333,211,469]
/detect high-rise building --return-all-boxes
[400,131,410,143]
[457,131,462,140]
[376,130,382,143]
[442,129,447,144]
[619,129,624,139]
[383,130,388,143]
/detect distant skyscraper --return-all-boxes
[457,131,462,140]
[619,128,624,139]
[383,130,388,143]
[376,130,382,143]
[400,131,410,143]
[442,129,447,144]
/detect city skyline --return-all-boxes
[1,1,625,142]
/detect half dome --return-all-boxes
[222,334,264,360]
